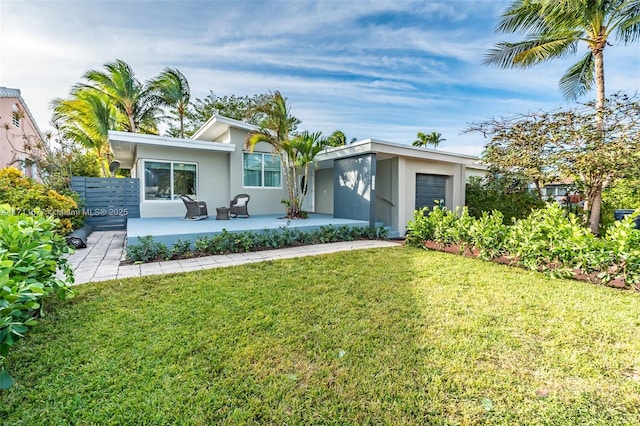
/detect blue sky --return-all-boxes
[1,0,639,156]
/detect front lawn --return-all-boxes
[2,247,639,424]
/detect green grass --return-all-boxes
[2,246,640,425]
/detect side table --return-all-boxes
[216,207,230,220]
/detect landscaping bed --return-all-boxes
[406,204,640,290]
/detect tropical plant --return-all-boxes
[413,131,445,149]
[245,91,310,218]
[82,59,160,134]
[51,88,115,177]
[150,68,190,138]
[282,131,326,215]
[485,0,640,233]
[326,130,347,147]
[0,204,74,389]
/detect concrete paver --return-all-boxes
[67,230,402,285]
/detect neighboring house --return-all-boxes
[532,178,582,204]
[0,87,44,179]
[108,114,486,235]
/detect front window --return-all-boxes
[243,153,281,187]
[144,160,197,200]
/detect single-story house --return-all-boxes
[108,114,486,235]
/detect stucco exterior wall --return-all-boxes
[228,127,289,216]
[134,145,229,217]
[0,92,43,179]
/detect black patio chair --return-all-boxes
[230,194,250,218]
[179,194,208,220]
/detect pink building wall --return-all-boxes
[0,87,44,179]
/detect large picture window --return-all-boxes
[243,153,281,188]
[144,160,197,200]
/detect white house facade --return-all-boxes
[108,114,486,235]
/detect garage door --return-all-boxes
[415,174,446,210]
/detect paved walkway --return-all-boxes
[67,231,402,285]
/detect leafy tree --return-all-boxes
[467,114,560,198]
[169,92,277,138]
[82,59,160,134]
[485,0,640,116]
[150,68,190,138]
[413,131,445,149]
[245,91,323,218]
[468,93,640,233]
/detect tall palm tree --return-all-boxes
[413,131,429,148]
[51,88,115,177]
[484,0,640,233]
[484,0,640,116]
[150,68,190,138]
[83,59,160,134]
[245,91,301,217]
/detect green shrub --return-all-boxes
[0,204,74,388]
[407,202,640,288]
[127,226,387,263]
[466,176,545,224]
[0,167,82,234]
[468,210,508,260]
[125,236,170,262]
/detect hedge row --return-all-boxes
[406,204,640,288]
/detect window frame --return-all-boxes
[142,159,198,201]
[242,152,282,189]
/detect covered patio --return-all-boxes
[126,213,371,246]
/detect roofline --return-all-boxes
[317,138,487,168]
[191,113,260,140]
[0,87,45,142]
[108,130,235,152]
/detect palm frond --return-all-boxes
[615,0,640,42]
[559,52,595,100]
[484,35,579,68]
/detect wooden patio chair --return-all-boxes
[230,194,250,218]
[179,194,208,220]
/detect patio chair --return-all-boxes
[230,193,250,218]
[179,194,208,220]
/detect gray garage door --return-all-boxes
[415,174,446,210]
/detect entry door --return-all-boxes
[415,174,446,210]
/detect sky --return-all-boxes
[1,0,639,156]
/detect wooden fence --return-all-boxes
[71,177,140,231]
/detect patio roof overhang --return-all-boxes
[315,138,487,169]
[108,131,235,169]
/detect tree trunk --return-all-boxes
[587,39,606,234]
[588,181,603,235]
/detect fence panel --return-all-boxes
[71,177,140,231]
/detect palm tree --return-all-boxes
[245,91,301,217]
[413,131,445,149]
[284,131,326,214]
[51,88,115,177]
[326,130,347,147]
[83,59,160,134]
[484,0,640,117]
[150,68,190,138]
[484,0,640,234]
